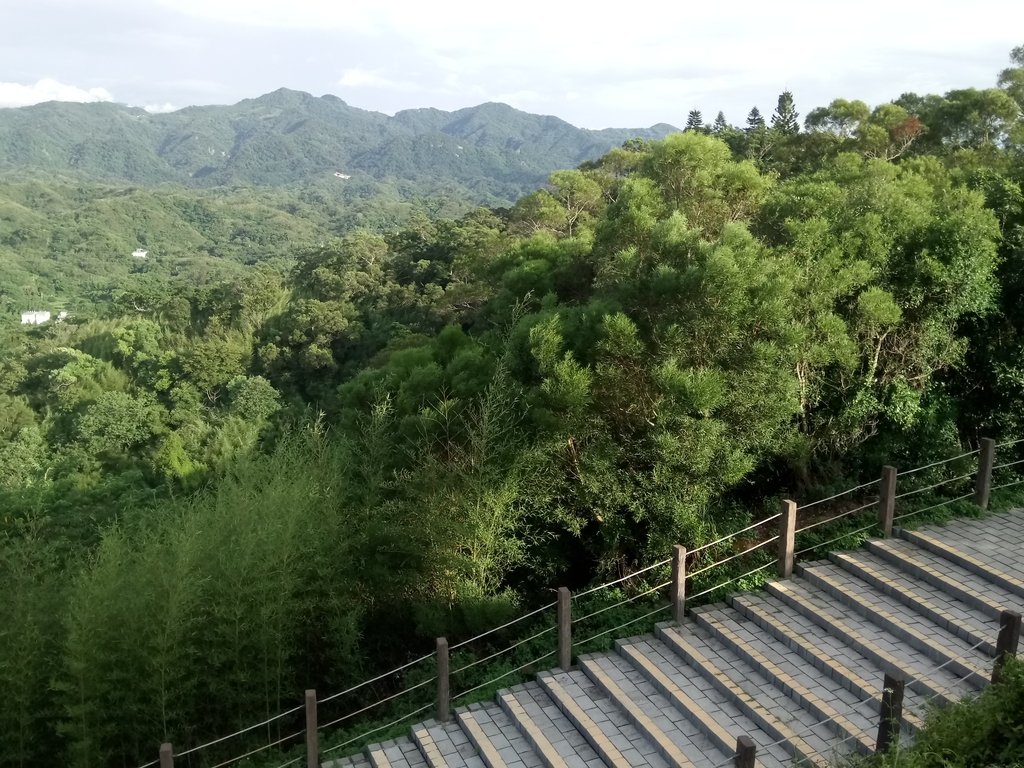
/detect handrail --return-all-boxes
[142,435,1024,768]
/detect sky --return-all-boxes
[0,0,1021,129]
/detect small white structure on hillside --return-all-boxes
[57,311,69,322]
[333,171,351,179]
[132,248,149,259]
[21,310,51,325]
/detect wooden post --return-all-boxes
[558,587,572,671]
[992,609,1022,684]
[875,673,905,753]
[975,438,996,510]
[671,545,687,623]
[159,743,173,768]
[436,637,450,722]
[734,735,756,768]
[304,689,318,768]
[879,465,897,537]
[778,499,797,578]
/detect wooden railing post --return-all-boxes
[159,743,173,768]
[734,735,756,768]
[879,465,897,537]
[304,689,318,768]
[875,673,905,753]
[992,609,1022,684]
[436,637,450,722]
[975,438,996,510]
[558,587,572,671]
[778,499,797,577]
[671,545,687,622]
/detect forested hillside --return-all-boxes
[2,47,1024,768]
[0,91,675,200]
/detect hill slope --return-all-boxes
[0,90,676,204]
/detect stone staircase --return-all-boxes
[326,510,1024,768]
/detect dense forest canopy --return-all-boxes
[2,46,1024,767]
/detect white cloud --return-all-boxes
[0,78,114,108]
[338,68,416,92]
[143,102,178,113]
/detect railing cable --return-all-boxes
[318,651,435,705]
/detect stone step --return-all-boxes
[693,602,923,734]
[828,550,998,654]
[327,753,373,768]
[579,651,741,768]
[538,669,670,768]
[657,623,846,766]
[366,736,428,768]
[688,606,882,751]
[497,683,603,768]
[765,578,977,704]
[797,563,991,687]
[456,704,545,768]
[615,638,792,766]
[731,592,926,732]
[412,721,486,768]
[865,538,1022,619]
[900,528,1024,599]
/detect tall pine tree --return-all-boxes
[712,111,729,134]
[685,109,705,132]
[745,107,765,132]
[770,91,800,134]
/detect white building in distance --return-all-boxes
[132,248,149,259]
[21,310,51,325]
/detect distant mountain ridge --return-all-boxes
[0,89,677,204]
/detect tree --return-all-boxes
[997,45,1024,111]
[745,107,765,131]
[685,110,706,133]
[770,91,800,135]
[712,111,729,134]
[805,99,870,138]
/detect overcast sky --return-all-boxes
[1,0,1021,129]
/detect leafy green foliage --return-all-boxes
[871,657,1024,768]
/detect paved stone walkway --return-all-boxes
[326,510,1024,768]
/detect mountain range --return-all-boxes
[0,89,677,205]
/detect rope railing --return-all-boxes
[573,580,672,624]
[993,457,1024,472]
[991,477,1024,493]
[897,448,980,477]
[449,600,558,650]
[796,499,878,534]
[688,513,782,555]
[572,557,672,599]
[318,677,433,732]
[687,561,776,602]
[205,730,304,768]
[449,625,556,676]
[894,492,974,523]
[894,472,975,500]
[318,649,436,705]
[172,705,304,758]
[797,478,879,511]
[145,434,1024,768]
[450,650,557,702]
[573,603,673,648]
[320,702,434,757]
[689,536,779,577]
[796,521,877,557]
